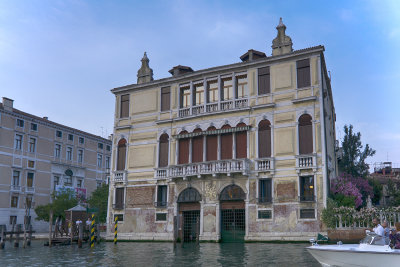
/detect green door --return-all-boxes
[221,208,245,243]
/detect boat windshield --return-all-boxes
[360,232,390,246]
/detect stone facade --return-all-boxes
[107,19,337,241]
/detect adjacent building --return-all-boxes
[0,97,111,232]
[107,19,337,241]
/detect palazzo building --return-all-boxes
[107,19,337,241]
[0,97,111,232]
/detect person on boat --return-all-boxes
[372,218,385,236]
[389,222,400,249]
[382,221,390,238]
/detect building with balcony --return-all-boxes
[107,19,337,242]
[0,97,111,232]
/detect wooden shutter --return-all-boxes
[120,94,129,118]
[297,59,310,88]
[299,114,313,154]
[258,67,270,95]
[161,87,171,111]
[235,123,247,159]
[178,138,189,164]
[206,127,217,161]
[158,134,169,167]
[192,129,203,163]
[258,120,271,158]
[221,125,232,160]
[117,139,126,170]
[115,188,124,206]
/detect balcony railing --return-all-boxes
[155,159,250,179]
[10,185,21,192]
[254,158,274,173]
[25,187,35,193]
[112,203,125,210]
[113,171,127,183]
[299,195,315,202]
[178,98,249,118]
[296,154,317,172]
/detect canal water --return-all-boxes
[0,241,320,266]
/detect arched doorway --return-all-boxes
[220,184,246,243]
[177,187,201,242]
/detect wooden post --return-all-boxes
[27,224,32,246]
[14,224,20,247]
[114,216,118,245]
[96,224,100,244]
[53,217,59,238]
[1,227,5,249]
[49,211,53,247]
[10,218,15,243]
[70,211,73,245]
[90,214,95,248]
[173,216,177,248]
[196,216,200,245]
[78,223,83,248]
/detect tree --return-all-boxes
[87,183,109,223]
[35,188,77,222]
[339,124,376,178]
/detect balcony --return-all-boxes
[155,159,250,179]
[178,98,249,118]
[113,171,127,184]
[112,203,125,210]
[25,187,35,194]
[10,185,21,192]
[254,158,274,175]
[295,154,317,172]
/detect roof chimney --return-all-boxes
[168,65,194,77]
[2,97,14,111]
[43,116,48,120]
[137,52,154,84]
[271,18,293,56]
[240,49,266,62]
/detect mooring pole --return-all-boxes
[14,224,20,248]
[27,224,32,246]
[23,209,27,248]
[114,216,118,245]
[1,227,5,249]
[49,211,53,247]
[173,216,177,248]
[180,214,184,248]
[196,216,200,245]
[96,224,100,244]
[90,214,95,248]
[53,217,59,238]
[78,223,83,248]
[10,218,15,243]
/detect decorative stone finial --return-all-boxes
[137,52,154,84]
[271,18,293,56]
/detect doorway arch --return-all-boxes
[177,187,201,242]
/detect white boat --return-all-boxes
[307,231,400,267]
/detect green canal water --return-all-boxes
[0,241,320,266]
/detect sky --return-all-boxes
[0,0,399,169]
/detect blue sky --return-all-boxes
[1,0,399,168]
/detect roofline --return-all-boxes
[111,45,325,94]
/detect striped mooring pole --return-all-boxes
[90,214,95,248]
[114,216,118,245]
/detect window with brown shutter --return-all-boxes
[115,188,124,209]
[298,114,313,155]
[221,125,232,160]
[117,139,127,170]
[120,94,130,118]
[192,128,203,163]
[158,134,169,167]
[178,131,189,164]
[297,59,311,88]
[258,120,271,158]
[161,87,171,111]
[258,67,270,95]
[235,123,247,159]
[206,127,217,161]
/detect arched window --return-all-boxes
[298,114,313,155]
[158,134,169,167]
[178,131,189,164]
[177,187,202,203]
[221,124,232,160]
[235,123,247,159]
[117,139,127,171]
[219,185,246,201]
[192,128,203,163]
[258,120,271,158]
[206,126,217,161]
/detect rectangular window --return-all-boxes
[161,87,171,111]
[56,130,62,138]
[9,216,17,224]
[29,137,36,153]
[30,123,38,131]
[15,134,22,150]
[77,179,82,188]
[79,137,84,144]
[105,156,110,169]
[97,154,103,167]
[64,176,72,186]
[300,209,315,219]
[27,160,35,168]
[258,67,270,95]
[114,214,123,222]
[258,210,272,219]
[236,75,248,98]
[259,179,272,203]
[106,145,111,151]
[180,86,190,108]
[120,94,130,118]
[16,119,24,128]
[156,213,167,221]
[11,195,18,208]
[221,77,233,100]
[78,149,83,163]
[27,172,34,188]
[25,196,33,209]
[115,188,124,209]
[297,59,311,88]
[98,143,103,149]
[68,134,74,141]
[66,147,72,161]
[12,170,20,186]
[300,176,314,201]
[207,80,219,103]
[55,144,61,158]
[194,83,204,106]
[157,185,167,207]
[53,176,60,191]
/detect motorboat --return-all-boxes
[307,231,400,267]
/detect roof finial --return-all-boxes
[137,52,153,84]
[271,17,293,56]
